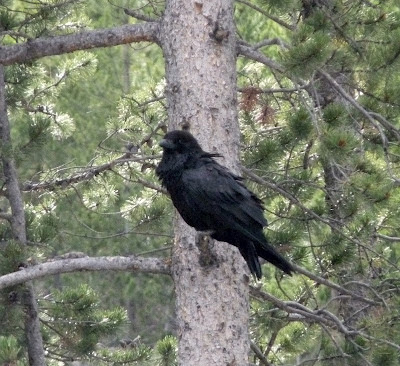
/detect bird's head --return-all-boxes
[159,130,203,155]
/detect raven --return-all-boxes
[156,130,293,279]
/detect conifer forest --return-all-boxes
[0,0,400,365]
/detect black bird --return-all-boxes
[156,130,293,279]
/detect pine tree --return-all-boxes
[1,0,400,365]
[236,0,400,364]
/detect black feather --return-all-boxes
[156,130,294,279]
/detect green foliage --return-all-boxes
[1,2,171,362]
[282,26,333,77]
[372,346,398,366]
[322,102,348,127]
[319,127,359,162]
[237,1,400,365]
[0,9,18,34]
[97,344,152,365]
[154,335,177,366]
[287,107,313,139]
[45,284,127,356]
[0,241,26,275]
[1,0,400,365]
[0,336,22,365]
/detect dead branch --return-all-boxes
[250,286,400,352]
[237,44,284,72]
[318,69,400,142]
[23,154,160,192]
[124,8,158,22]
[0,22,159,65]
[292,264,380,306]
[250,340,273,366]
[235,0,295,31]
[0,255,171,290]
[0,212,12,221]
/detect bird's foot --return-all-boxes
[195,231,217,267]
[196,230,214,241]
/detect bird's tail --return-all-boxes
[256,240,293,276]
[238,243,262,280]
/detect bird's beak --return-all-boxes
[159,139,176,150]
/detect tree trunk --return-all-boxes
[0,65,45,366]
[160,0,250,365]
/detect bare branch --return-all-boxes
[135,177,167,194]
[318,69,400,142]
[252,38,289,49]
[292,264,380,306]
[124,8,158,22]
[375,233,400,242]
[250,340,273,366]
[0,30,32,40]
[23,154,160,192]
[0,22,159,65]
[0,211,12,221]
[238,85,309,94]
[242,166,400,271]
[0,255,171,290]
[237,44,284,72]
[241,166,339,227]
[250,285,346,329]
[236,0,295,31]
[250,286,400,353]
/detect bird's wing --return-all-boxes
[179,161,267,236]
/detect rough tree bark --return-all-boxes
[0,23,158,65]
[0,65,45,365]
[0,0,251,363]
[0,255,170,290]
[160,0,250,365]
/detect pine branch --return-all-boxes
[0,22,159,65]
[250,286,400,353]
[292,264,380,306]
[23,154,160,192]
[242,166,400,272]
[318,69,400,142]
[250,286,351,331]
[237,44,284,72]
[0,255,171,290]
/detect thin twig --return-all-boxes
[124,8,158,22]
[236,0,295,31]
[23,154,160,192]
[250,341,273,366]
